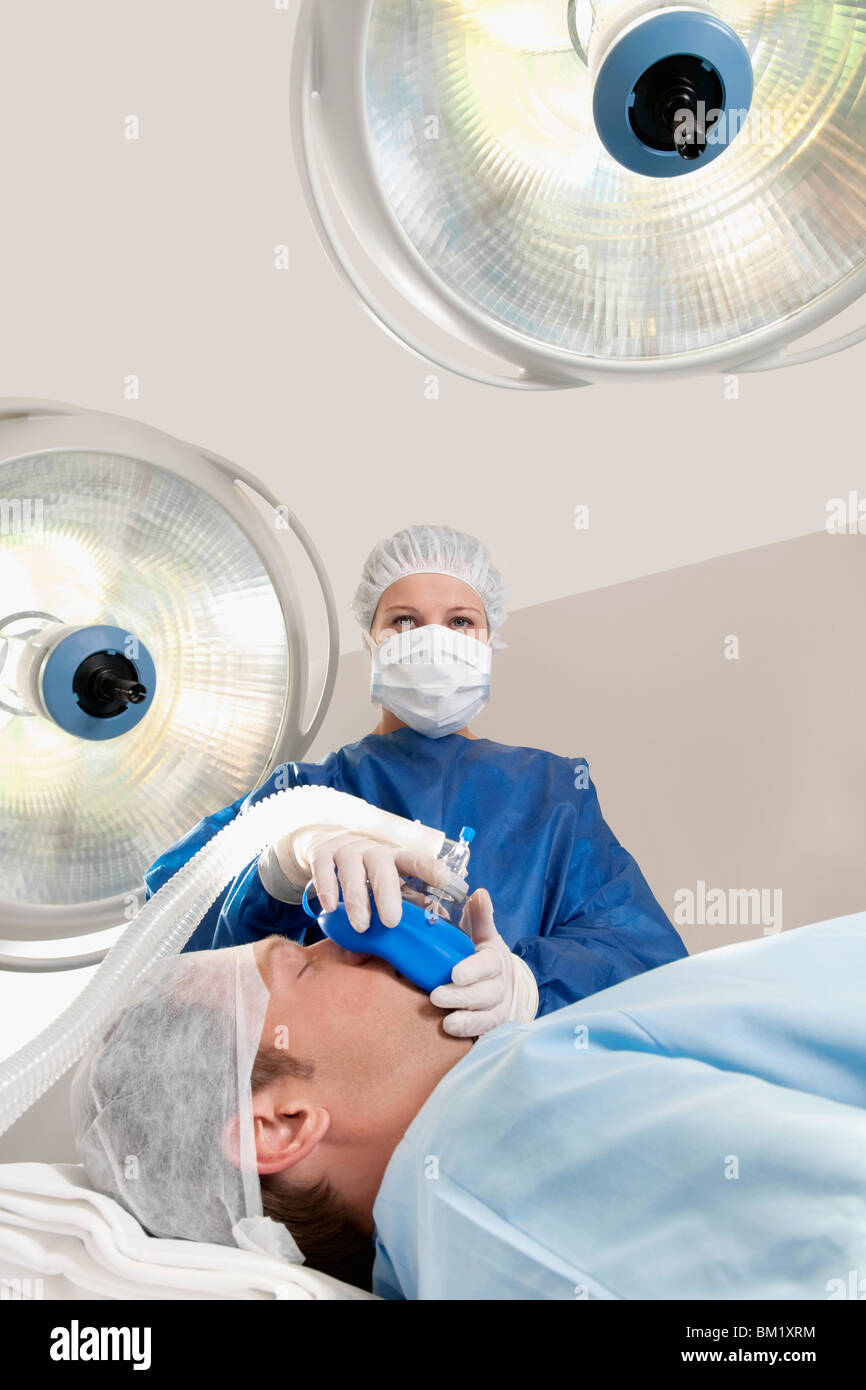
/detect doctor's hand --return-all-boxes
[429,888,539,1039]
[273,825,456,933]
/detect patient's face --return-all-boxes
[251,935,469,1112]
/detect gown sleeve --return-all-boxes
[510,768,688,1015]
[142,771,317,953]
[142,792,250,954]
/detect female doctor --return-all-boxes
[144,524,686,1037]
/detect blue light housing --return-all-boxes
[593,9,754,176]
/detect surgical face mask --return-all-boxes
[365,624,493,738]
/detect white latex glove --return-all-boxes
[429,888,539,1038]
[270,824,456,933]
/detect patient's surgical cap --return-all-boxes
[351,524,510,637]
[69,946,303,1264]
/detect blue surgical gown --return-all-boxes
[143,727,686,1015]
[371,912,866,1300]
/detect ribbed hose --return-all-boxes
[0,786,444,1137]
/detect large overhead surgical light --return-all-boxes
[292,0,866,389]
[0,400,338,971]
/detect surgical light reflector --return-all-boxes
[293,0,866,387]
[0,402,338,970]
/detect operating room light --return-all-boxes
[0,402,338,971]
[292,0,866,388]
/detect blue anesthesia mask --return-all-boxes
[301,883,474,993]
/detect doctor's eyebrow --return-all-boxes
[381,604,484,618]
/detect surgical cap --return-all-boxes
[69,946,303,1264]
[351,524,510,636]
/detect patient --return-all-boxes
[245,922,474,1288]
[72,893,866,1299]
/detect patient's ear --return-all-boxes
[222,1089,330,1177]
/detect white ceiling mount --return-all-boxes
[292,0,866,390]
